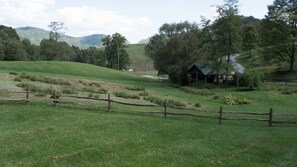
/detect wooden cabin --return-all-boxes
[187,63,245,84]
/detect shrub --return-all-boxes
[239,71,264,90]
[14,76,22,82]
[180,87,215,96]
[82,87,107,94]
[281,89,294,95]
[19,73,71,86]
[143,96,164,105]
[98,88,108,94]
[113,92,140,99]
[168,65,182,84]
[143,96,185,106]
[45,86,54,94]
[16,83,42,92]
[167,99,186,107]
[139,91,149,97]
[61,86,77,94]
[224,95,250,105]
[9,72,18,75]
[125,86,145,91]
[94,94,100,99]
[88,82,101,87]
[88,93,93,98]
[194,103,201,108]
[213,95,220,100]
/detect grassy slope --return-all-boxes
[237,50,297,81]
[0,61,296,166]
[0,61,297,112]
[126,44,154,72]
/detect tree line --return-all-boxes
[145,0,296,85]
[0,25,131,70]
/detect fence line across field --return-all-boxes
[0,89,297,127]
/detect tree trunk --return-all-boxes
[290,43,295,71]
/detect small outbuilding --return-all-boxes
[187,62,245,84]
[187,64,218,83]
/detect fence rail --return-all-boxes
[1,89,296,127]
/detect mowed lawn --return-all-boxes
[0,61,297,166]
[0,102,296,166]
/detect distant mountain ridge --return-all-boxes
[16,26,107,49]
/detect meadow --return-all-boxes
[0,61,296,166]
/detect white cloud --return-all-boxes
[55,6,155,43]
[0,0,155,43]
[202,6,219,21]
[0,0,55,28]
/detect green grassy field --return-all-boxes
[126,44,154,72]
[0,61,296,166]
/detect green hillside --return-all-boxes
[0,61,143,84]
[237,50,297,82]
[0,61,296,166]
[126,44,154,72]
[16,27,106,49]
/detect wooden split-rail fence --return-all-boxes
[1,89,297,127]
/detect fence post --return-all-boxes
[25,86,29,103]
[219,106,223,124]
[108,94,111,112]
[53,90,57,107]
[164,100,167,118]
[269,108,273,127]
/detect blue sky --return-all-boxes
[0,0,274,43]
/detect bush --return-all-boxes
[143,96,164,105]
[180,87,215,96]
[213,95,220,100]
[16,83,42,93]
[61,86,77,94]
[19,73,71,86]
[239,71,264,90]
[224,95,250,105]
[9,72,18,75]
[125,86,145,91]
[143,96,185,106]
[168,65,182,84]
[113,92,140,99]
[281,89,294,95]
[14,76,22,82]
[167,99,186,107]
[44,86,54,94]
[194,103,201,108]
[82,87,107,94]
[139,91,149,97]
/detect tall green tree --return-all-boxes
[145,22,201,85]
[81,47,106,66]
[22,39,40,61]
[242,26,259,57]
[102,33,130,70]
[213,0,242,63]
[146,22,201,71]
[261,0,297,71]
[4,40,27,61]
[200,18,229,84]
[0,25,27,61]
